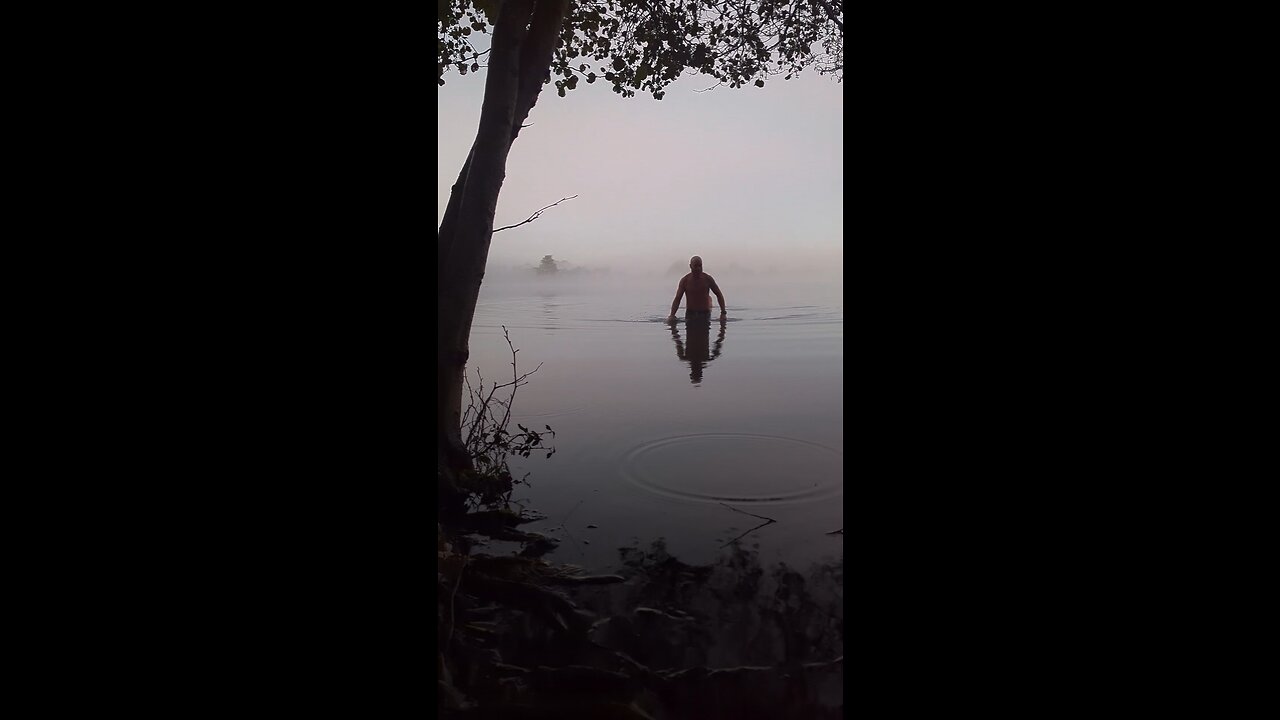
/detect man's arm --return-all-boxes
[667,277,686,321]
[709,277,727,315]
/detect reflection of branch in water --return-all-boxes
[559,526,586,558]
[720,518,775,548]
[558,499,584,528]
[718,502,777,548]
[719,502,777,523]
[553,499,587,558]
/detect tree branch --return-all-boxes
[492,194,578,233]
[812,0,844,35]
[720,518,775,548]
[717,502,778,547]
[718,502,777,523]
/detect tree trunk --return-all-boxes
[437,0,570,481]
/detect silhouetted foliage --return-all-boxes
[440,0,843,96]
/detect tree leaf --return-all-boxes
[473,0,500,25]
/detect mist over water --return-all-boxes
[440,68,843,281]
[466,267,843,572]
[483,252,845,286]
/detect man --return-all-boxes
[666,256,727,324]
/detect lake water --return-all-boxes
[466,272,844,574]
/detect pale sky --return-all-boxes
[438,63,843,277]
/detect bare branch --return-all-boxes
[717,502,778,548]
[720,518,775,548]
[559,499,585,528]
[462,329,552,467]
[463,40,493,62]
[493,194,578,233]
[497,326,521,432]
[545,499,587,558]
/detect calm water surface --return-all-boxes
[467,273,843,572]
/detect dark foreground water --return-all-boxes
[466,273,844,573]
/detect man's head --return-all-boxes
[689,256,703,275]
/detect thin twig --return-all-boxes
[493,195,578,233]
[717,502,777,548]
[560,525,587,559]
[720,518,775,548]
[559,499,585,529]
[463,327,548,462]
[718,502,777,524]
[496,326,528,432]
[552,499,587,558]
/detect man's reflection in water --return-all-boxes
[670,312,727,384]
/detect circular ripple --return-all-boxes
[621,433,842,506]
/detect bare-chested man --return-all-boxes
[666,255,727,324]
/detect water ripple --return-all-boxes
[620,433,842,506]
